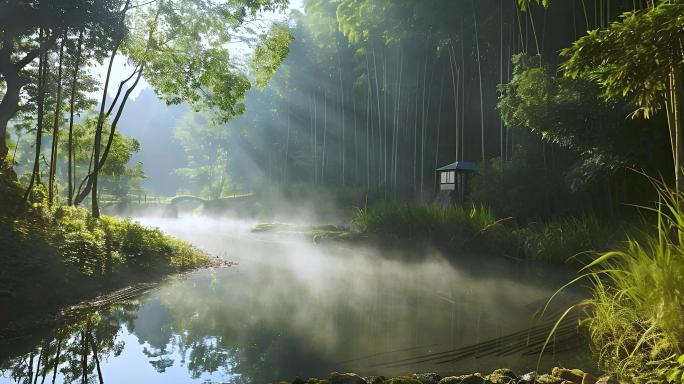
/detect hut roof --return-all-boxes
[436,161,476,172]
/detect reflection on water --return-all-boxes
[0,216,591,383]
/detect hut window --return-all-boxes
[441,171,455,184]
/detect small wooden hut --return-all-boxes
[435,161,476,204]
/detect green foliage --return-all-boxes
[128,0,289,123]
[561,3,684,119]
[498,54,665,182]
[516,0,550,11]
[250,23,294,88]
[582,181,684,382]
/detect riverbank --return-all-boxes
[0,176,215,330]
[277,367,611,384]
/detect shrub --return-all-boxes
[52,205,209,275]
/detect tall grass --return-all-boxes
[577,182,684,382]
[353,203,515,253]
[515,216,611,263]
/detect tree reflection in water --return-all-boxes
[1,303,138,384]
[0,289,326,384]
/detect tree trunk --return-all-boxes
[0,69,22,166]
[51,339,61,384]
[49,34,66,205]
[24,32,49,201]
[87,332,104,384]
[372,47,382,189]
[81,330,88,384]
[336,48,345,187]
[448,43,459,162]
[500,4,504,168]
[284,95,290,185]
[473,0,486,162]
[0,31,55,167]
[365,55,371,189]
[91,44,119,218]
[68,30,84,206]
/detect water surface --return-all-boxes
[0,215,590,383]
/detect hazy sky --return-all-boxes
[92,0,304,100]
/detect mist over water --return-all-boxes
[0,214,590,383]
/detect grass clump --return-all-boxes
[580,182,684,382]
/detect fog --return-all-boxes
[124,215,589,381]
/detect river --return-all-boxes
[0,215,592,383]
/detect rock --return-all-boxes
[487,368,517,384]
[384,376,423,384]
[580,373,597,384]
[551,368,584,384]
[307,380,329,384]
[438,373,485,384]
[517,372,537,384]
[436,378,461,384]
[534,374,565,384]
[330,373,366,384]
[364,377,385,384]
[412,373,442,384]
[492,369,517,381]
[595,376,616,384]
[292,379,305,384]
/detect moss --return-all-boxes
[534,374,565,384]
[551,367,584,383]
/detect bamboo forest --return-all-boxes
[2,0,684,383]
